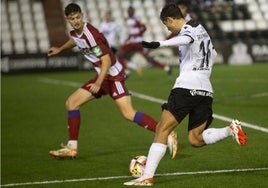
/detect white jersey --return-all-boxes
[99,21,121,48]
[174,21,217,93]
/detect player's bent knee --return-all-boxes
[188,136,204,147]
[65,99,78,110]
[65,100,72,110]
[188,128,206,147]
[188,138,199,147]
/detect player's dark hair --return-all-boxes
[64,3,81,16]
[160,3,184,21]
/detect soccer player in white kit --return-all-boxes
[124,4,247,186]
[99,10,121,54]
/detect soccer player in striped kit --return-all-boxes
[117,6,147,76]
[124,4,247,186]
[47,3,178,159]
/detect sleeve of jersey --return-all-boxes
[98,42,111,57]
[159,35,193,47]
[85,24,111,57]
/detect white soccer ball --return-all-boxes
[129,155,147,178]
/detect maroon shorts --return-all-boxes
[81,75,130,100]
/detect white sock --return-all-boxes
[67,140,78,149]
[143,143,167,178]
[202,127,231,145]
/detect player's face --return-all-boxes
[66,12,84,32]
[104,11,112,21]
[163,17,179,35]
[128,7,134,17]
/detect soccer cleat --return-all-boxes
[167,131,178,159]
[229,120,247,146]
[123,177,154,186]
[49,144,78,159]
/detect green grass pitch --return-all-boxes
[1,63,268,187]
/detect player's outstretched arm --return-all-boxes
[142,35,193,49]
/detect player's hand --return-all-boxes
[141,41,160,49]
[87,83,101,94]
[47,47,61,57]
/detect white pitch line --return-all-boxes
[38,78,268,133]
[251,92,268,98]
[2,167,268,187]
[213,114,268,133]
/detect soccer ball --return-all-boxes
[129,155,147,178]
